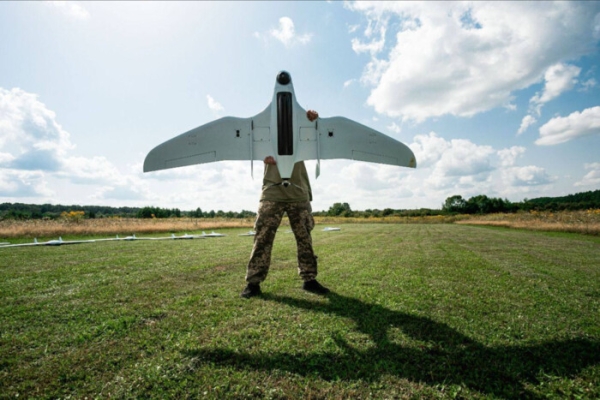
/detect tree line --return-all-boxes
[316,189,600,218]
[1,189,598,221]
[441,189,600,214]
[0,203,256,220]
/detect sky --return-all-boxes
[1,1,599,213]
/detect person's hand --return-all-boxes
[307,110,319,122]
[264,156,277,165]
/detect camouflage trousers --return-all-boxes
[246,200,317,284]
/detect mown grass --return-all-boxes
[1,224,599,399]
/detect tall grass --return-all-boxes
[0,217,254,239]
[456,209,600,235]
[1,209,599,240]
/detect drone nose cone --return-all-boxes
[277,71,291,85]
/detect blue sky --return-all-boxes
[1,1,599,212]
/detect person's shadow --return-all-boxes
[184,292,599,398]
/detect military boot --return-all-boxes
[240,283,261,298]
[303,279,330,295]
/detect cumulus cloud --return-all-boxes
[58,156,124,185]
[518,63,580,135]
[410,132,450,169]
[517,115,537,135]
[435,139,495,177]
[206,95,224,115]
[0,88,73,199]
[498,146,525,167]
[0,88,74,158]
[306,130,556,211]
[139,160,261,211]
[535,63,581,105]
[536,106,600,145]
[269,17,312,47]
[0,170,54,198]
[93,178,149,201]
[0,87,154,205]
[575,162,600,187]
[501,166,555,187]
[346,2,600,121]
[529,63,581,115]
[351,24,386,56]
[402,132,554,203]
[411,132,496,191]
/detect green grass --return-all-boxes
[1,224,599,399]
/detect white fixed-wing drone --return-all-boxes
[0,232,229,249]
[144,71,416,183]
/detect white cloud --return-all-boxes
[410,132,450,169]
[45,1,90,20]
[0,87,157,205]
[269,17,312,47]
[435,139,495,177]
[517,115,537,135]
[498,146,525,167]
[351,25,386,56]
[0,88,74,167]
[529,63,581,115]
[8,149,63,171]
[93,177,150,201]
[346,2,600,121]
[580,78,598,91]
[58,156,124,185]
[412,133,496,192]
[343,79,356,88]
[140,160,260,211]
[206,95,224,115]
[342,163,396,191]
[387,122,402,134]
[0,170,54,198]
[501,166,555,187]
[536,106,600,145]
[575,162,600,187]
[0,88,74,156]
[397,132,555,205]
[312,159,414,210]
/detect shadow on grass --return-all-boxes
[184,292,599,398]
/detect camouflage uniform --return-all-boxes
[245,162,318,284]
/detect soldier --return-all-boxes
[241,109,330,298]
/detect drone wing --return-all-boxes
[315,117,416,169]
[144,106,271,172]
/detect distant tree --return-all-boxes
[382,208,394,217]
[443,195,467,213]
[327,202,352,216]
[466,195,492,214]
[238,210,257,218]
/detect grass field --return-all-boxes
[1,209,599,241]
[1,224,599,399]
